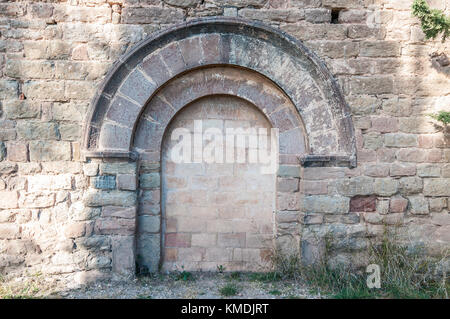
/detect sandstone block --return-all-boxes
[99,163,136,175]
[0,224,21,239]
[337,176,374,196]
[139,173,160,189]
[303,195,349,214]
[121,6,184,24]
[399,176,423,195]
[384,133,418,148]
[305,8,331,23]
[423,179,450,196]
[94,218,135,236]
[350,195,376,212]
[6,142,28,162]
[0,191,18,209]
[112,235,135,277]
[348,76,394,94]
[29,141,71,162]
[373,178,398,196]
[389,196,408,213]
[360,41,400,57]
[4,100,40,119]
[408,196,429,215]
[83,190,136,207]
[390,163,416,177]
[138,215,160,234]
[417,164,440,177]
[278,165,300,178]
[91,176,116,190]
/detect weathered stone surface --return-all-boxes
[408,196,429,215]
[423,179,450,196]
[305,8,331,23]
[4,100,40,119]
[348,76,394,94]
[139,173,160,189]
[0,191,19,209]
[360,41,400,57]
[83,190,137,207]
[350,195,376,212]
[28,174,72,191]
[112,235,135,277]
[138,215,160,234]
[337,176,374,196]
[29,141,71,162]
[373,178,398,196]
[117,174,137,191]
[99,163,136,175]
[399,177,423,195]
[384,133,418,147]
[0,224,21,239]
[17,122,59,140]
[121,6,184,24]
[417,164,440,177]
[6,142,28,162]
[390,196,408,213]
[390,163,416,177]
[91,176,116,190]
[303,196,349,214]
[94,218,135,235]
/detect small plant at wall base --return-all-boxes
[412,0,450,41]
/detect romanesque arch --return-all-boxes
[82,17,356,275]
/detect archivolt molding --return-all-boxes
[82,17,356,166]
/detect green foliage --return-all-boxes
[219,283,239,297]
[229,272,241,280]
[271,232,449,299]
[217,265,226,273]
[175,266,195,282]
[412,0,450,41]
[429,111,450,125]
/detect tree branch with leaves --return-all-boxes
[412,0,450,41]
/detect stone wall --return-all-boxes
[0,0,449,284]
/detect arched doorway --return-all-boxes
[81,18,356,276]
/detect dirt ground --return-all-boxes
[1,272,323,299]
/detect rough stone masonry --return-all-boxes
[0,0,449,285]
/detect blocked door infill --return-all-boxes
[161,95,276,272]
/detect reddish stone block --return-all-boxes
[201,33,222,64]
[178,36,202,68]
[350,195,376,212]
[7,142,28,162]
[159,42,186,76]
[94,218,135,235]
[371,117,398,133]
[141,52,171,85]
[105,95,141,128]
[418,134,433,149]
[427,149,442,163]
[270,108,297,132]
[390,196,408,213]
[165,233,191,248]
[119,69,156,105]
[142,95,175,126]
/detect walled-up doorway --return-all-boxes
[161,95,276,271]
